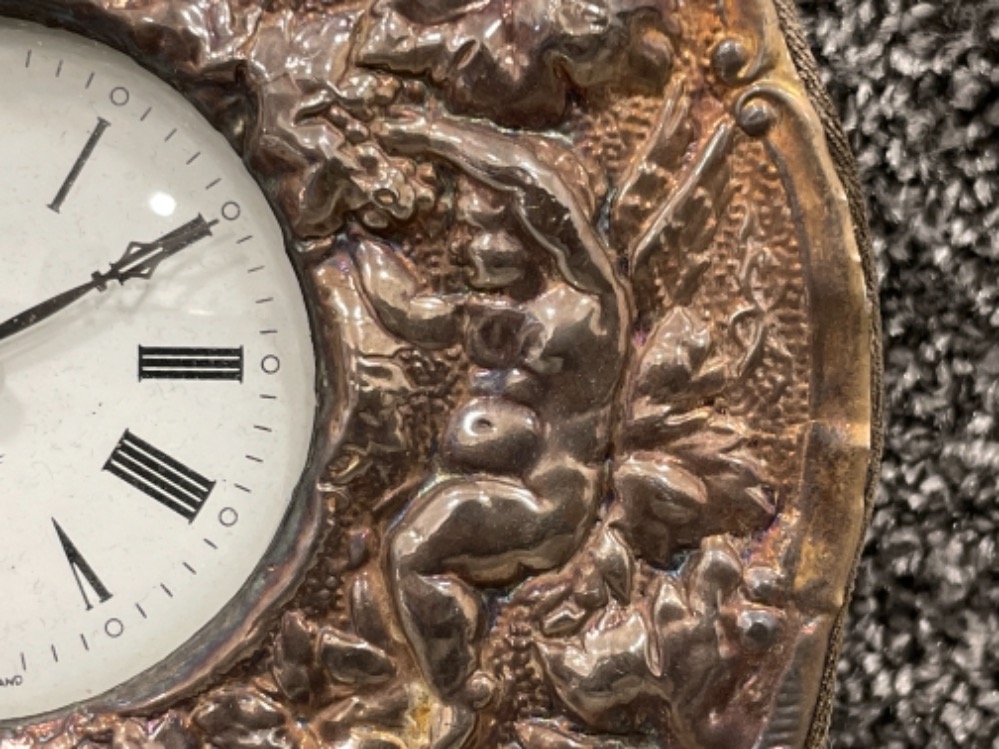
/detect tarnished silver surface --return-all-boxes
[0,1,878,747]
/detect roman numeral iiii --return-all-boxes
[104,430,215,522]
[138,346,244,381]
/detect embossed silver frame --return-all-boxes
[0,4,337,728]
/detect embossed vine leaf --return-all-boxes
[358,0,676,129]
[514,718,658,749]
[615,308,775,566]
[191,687,302,749]
[536,537,793,749]
[627,307,727,427]
[261,590,411,746]
[272,611,317,706]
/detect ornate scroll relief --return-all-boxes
[3,1,874,748]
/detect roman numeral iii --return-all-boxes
[104,430,215,522]
[138,346,244,381]
[53,519,112,611]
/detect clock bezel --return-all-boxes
[0,6,336,728]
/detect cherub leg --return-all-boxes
[389,471,594,747]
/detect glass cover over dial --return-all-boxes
[0,19,317,721]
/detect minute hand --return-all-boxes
[0,215,217,343]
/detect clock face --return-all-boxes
[0,19,317,721]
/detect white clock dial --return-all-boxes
[0,20,317,721]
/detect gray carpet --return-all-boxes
[796,1,999,747]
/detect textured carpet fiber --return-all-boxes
[797,1,999,747]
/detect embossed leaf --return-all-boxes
[614,410,775,566]
[325,728,406,749]
[655,539,790,749]
[626,116,734,279]
[310,685,412,743]
[623,405,712,450]
[541,597,591,639]
[318,627,396,687]
[589,525,634,604]
[149,715,199,749]
[272,611,317,705]
[109,721,150,749]
[515,721,593,749]
[537,610,657,733]
[616,454,708,524]
[629,308,727,416]
[533,523,636,638]
[514,720,653,749]
[668,422,776,532]
[349,570,395,649]
[535,537,786,746]
[613,452,709,565]
[191,687,295,749]
[358,0,669,128]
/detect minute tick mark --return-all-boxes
[164,128,177,142]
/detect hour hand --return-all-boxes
[0,215,217,343]
[98,214,217,287]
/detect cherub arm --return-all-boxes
[352,237,460,349]
[377,111,622,301]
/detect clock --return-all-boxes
[0,17,320,724]
[0,1,879,748]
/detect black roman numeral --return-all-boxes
[104,430,215,522]
[53,519,112,611]
[138,346,244,381]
